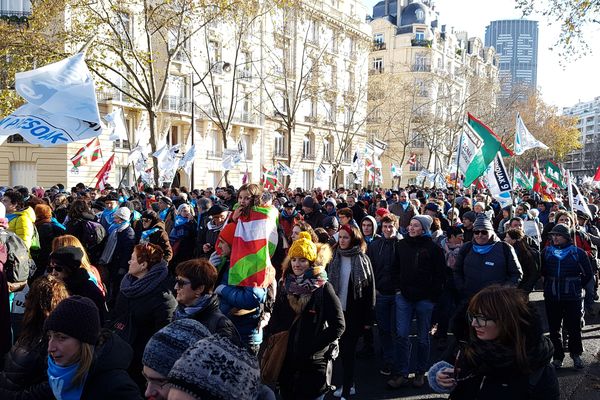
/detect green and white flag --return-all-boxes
[514,166,533,190]
[457,122,501,187]
[515,113,548,155]
[545,160,566,189]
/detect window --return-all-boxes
[170,126,180,146]
[326,100,336,123]
[208,41,221,65]
[10,162,36,187]
[207,130,222,157]
[303,169,314,189]
[374,33,384,44]
[241,134,252,160]
[308,19,318,44]
[409,154,422,171]
[372,58,383,73]
[415,30,425,41]
[323,136,333,161]
[274,130,287,158]
[115,117,132,149]
[303,133,315,159]
[119,166,132,187]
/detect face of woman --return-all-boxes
[557,215,571,226]
[47,331,81,366]
[175,275,202,307]
[338,229,351,249]
[407,219,423,237]
[218,240,231,257]
[474,205,484,213]
[238,190,252,208]
[291,226,302,242]
[128,250,148,279]
[179,207,192,219]
[469,313,500,341]
[291,257,311,276]
[48,261,68,282]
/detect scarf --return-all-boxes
[140,227,159,243]
[281,209,298,219]
[47,356,85,400]
[398,201,409,211]
[102,208,117,226]
[99,222,130,265]
[170,216,191,241]
[284,268,328,295]
[548,245,575,261]
[132,210,142,221]
[159,209,169,221]
[6,213,18,223]
[328,245,372,301]
[51,217,67,231]
[472,243,495,255]
[108,220,128,235]
[206,219,225,231]
[120,260,168,298]
[175,293,213,320]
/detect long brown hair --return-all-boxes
[466,285,533,372]
[17,276,69,346]
[52,235,93,272]
[336,224,367,253]
[237,183,261,217]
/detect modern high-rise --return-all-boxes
[485,20,538,99]
[562,97,600,178]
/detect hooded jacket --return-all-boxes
[541,242,593,302]
[367,234,400,295]
[7,207,36,250]
[361,215,380,244]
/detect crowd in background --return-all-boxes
[1,180,598,399]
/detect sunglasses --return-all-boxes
[174,278,192,288]
[472,230,489,236]
[467,312,495,328]
[47,265,64,273]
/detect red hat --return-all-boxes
[376,208,389,218]
[218,222,236,246]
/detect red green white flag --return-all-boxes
[228,206,278,288]
[71,137,102,168]
[261,166,278,190]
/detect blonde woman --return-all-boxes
[52,235,105,296]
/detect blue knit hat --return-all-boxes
[142,319,211,377]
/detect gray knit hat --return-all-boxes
[462,211,477,222]
[473,215,494,232]
[412,215,433,235]
[168,335,260,400]
[142,319,211,377]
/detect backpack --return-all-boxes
[82,220,107,263]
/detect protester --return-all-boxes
[328,224,375,399]
[32,204,65,277]
[197,204,229,258]
[108,243,177,389]
[137,210,173,263]
[302,196,325,229]
[268,231,345,399]
[45,296,143,399]
[169,203,196,268]
[52,235,106,296]
[2,190,36,250]
[64,199,106,265]
[504,228,540,294]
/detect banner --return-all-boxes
[315,164,329,187]
[105,109,128,141]
[71,137,102,168]
[276,161,294,176]
[222,148,244,170]
[514,113,548,155]
[261,166,278,190]
[179,145,197,176]
[95,154,115,189]
[391,164,401,177]
[457,123,485,187]
[0,53,102,146]
[481,152,512,195]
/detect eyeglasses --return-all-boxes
[174,278,192,288]
[142,371,170,389]
[472,230,489,236]
[47,265,64,273]
[467,312,495,327]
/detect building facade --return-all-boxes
[0,0,371,190]
[562,97,600,178]
[368,0,499,188]
[484,19,538,100]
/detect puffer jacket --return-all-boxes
[0,337,47,391]
[7,207,36,250]
[541,243,593,302]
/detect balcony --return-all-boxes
[0,10,30,25]
[273,150,289,159]
[6,134,25,143]
[233,113,256,124]
[302,153,316,161]
[305,115,318,124]
[369,68,385,75]
[323,120,336,127]
[97,88,136,105]
[411,39,432,47]
[172,49,189,63]
[342,155,352,164]
[207,150,223,158]
[411,64,431,72]
[372,42,386,51]
[162,95,191,113]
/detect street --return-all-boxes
[331,291,600,399]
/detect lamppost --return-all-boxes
[190,60,232,188]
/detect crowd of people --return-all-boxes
[1,181,598,399]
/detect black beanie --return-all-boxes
[49,246,84,272]
[44,296,100,345]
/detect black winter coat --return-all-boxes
[367,236,400,295]
[178,293,241,345]
[31,222,64,278]
[108,272,177,388]
[394,235,446,302]
[135,221,173,263]
[65,268,107,323]
[303,211,325,229]
[269,282,345,399]
[0,337,47,391]
[107,227,135,276]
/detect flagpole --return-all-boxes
[451,128,464,219]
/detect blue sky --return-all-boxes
[362,0,600,109]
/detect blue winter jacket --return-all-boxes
[541,243,593,302]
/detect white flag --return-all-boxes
[567,172,592,218]
[222,149,243,170]
[0,53,102,146]
[179,145,197,176]
[105,109,128,141]
[514,113,548,155]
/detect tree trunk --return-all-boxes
[221,128,230,187]
[285,125,293,189]
[149,110,160,187]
